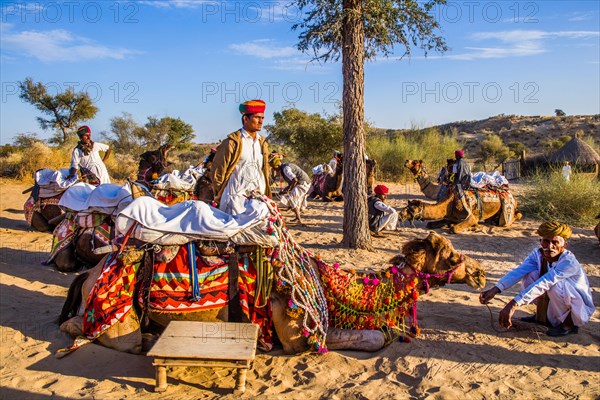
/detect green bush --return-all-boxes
[366,128,459,182]
[520,169,600,227]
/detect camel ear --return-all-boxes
[418,159,423,164]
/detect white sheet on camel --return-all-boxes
[116,196,278,247]
[34,168,78,197]
[59,183,133,215]
[470,171,509,189]
[152,167,200,191]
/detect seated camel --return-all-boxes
[136,143,172,189]
[404,160,442,201]
[58,227,485,356]
[398,189,522,234]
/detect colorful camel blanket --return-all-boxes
[24,194,61,226]
[48,215,111,263]
[81,246,273,350]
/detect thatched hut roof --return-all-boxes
[549,137,600,165]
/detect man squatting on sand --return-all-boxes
[368,185,400,235]
[209,100,271,215]
[480,221,594,337]
[269,156,311,224]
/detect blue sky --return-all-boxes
[1,0,599,145]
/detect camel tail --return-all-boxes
[59,272,89,325]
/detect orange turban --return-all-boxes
[239,99,266,114]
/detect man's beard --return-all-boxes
[76,140,94,155]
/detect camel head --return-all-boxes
[404,159,426,177]
[390,231,486,291]
[398,199,424,222]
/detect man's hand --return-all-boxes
[479,286,500,304]
[499,300,518,328]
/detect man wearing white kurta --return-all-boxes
[210,100,271,215]
[68,126,111,184]
[367,185,399,234]
[480,221,594,337]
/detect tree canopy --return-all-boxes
[18,77,98,143]
[102,114,195,153]
[265,108,343,169]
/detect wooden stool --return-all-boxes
[147,321,259,393]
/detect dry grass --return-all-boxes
[520,169,600,227]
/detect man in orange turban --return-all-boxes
[480,221,594,337]
[210,100,271,214]
[367,185,399,235]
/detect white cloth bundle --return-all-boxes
[116,196,278,247]
[58,183,132,216]
[34,168,78,197]
[152,167,200,191]
[470,171,509,189]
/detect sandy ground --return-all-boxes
[1,179,598,400]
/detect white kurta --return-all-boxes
[219,129,266,215]
[495,249,594,327]
[373,200,399,232]
[70,142,111,184]
[279,165,310,211]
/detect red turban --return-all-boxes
[77,126,91,138]
[454,150,464,158]
[239,99,266,114]
[374,185,389,195]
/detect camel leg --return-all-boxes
[450,214,478,234]
[426,219,449,229]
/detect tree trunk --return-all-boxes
[341,0,371,250]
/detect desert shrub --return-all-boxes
[0,142,70,181]
[366,128,459,182]
[105,153,137,181]
[520,169,600,227]
[480,134,511,170]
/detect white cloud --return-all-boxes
[445,30,599,61]
[1,27,140,62]
[567,11,596,22]
[229,40,299,59]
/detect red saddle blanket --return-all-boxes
[83,246,273,350]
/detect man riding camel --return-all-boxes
[479,221,594,337]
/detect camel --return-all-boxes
[398,189,522,234]
[136,143,172,189]
[308,156,344,201]
[51,224,110,272]
[404,160,442,201]
[24,193,64,232]
[59,231,485,355]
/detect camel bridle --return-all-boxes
[401,254,465,293]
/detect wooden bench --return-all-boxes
[147,321,259,393]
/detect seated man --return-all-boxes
[479,221,594,337]
[368,185,399,235]
[270,156,311,224]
